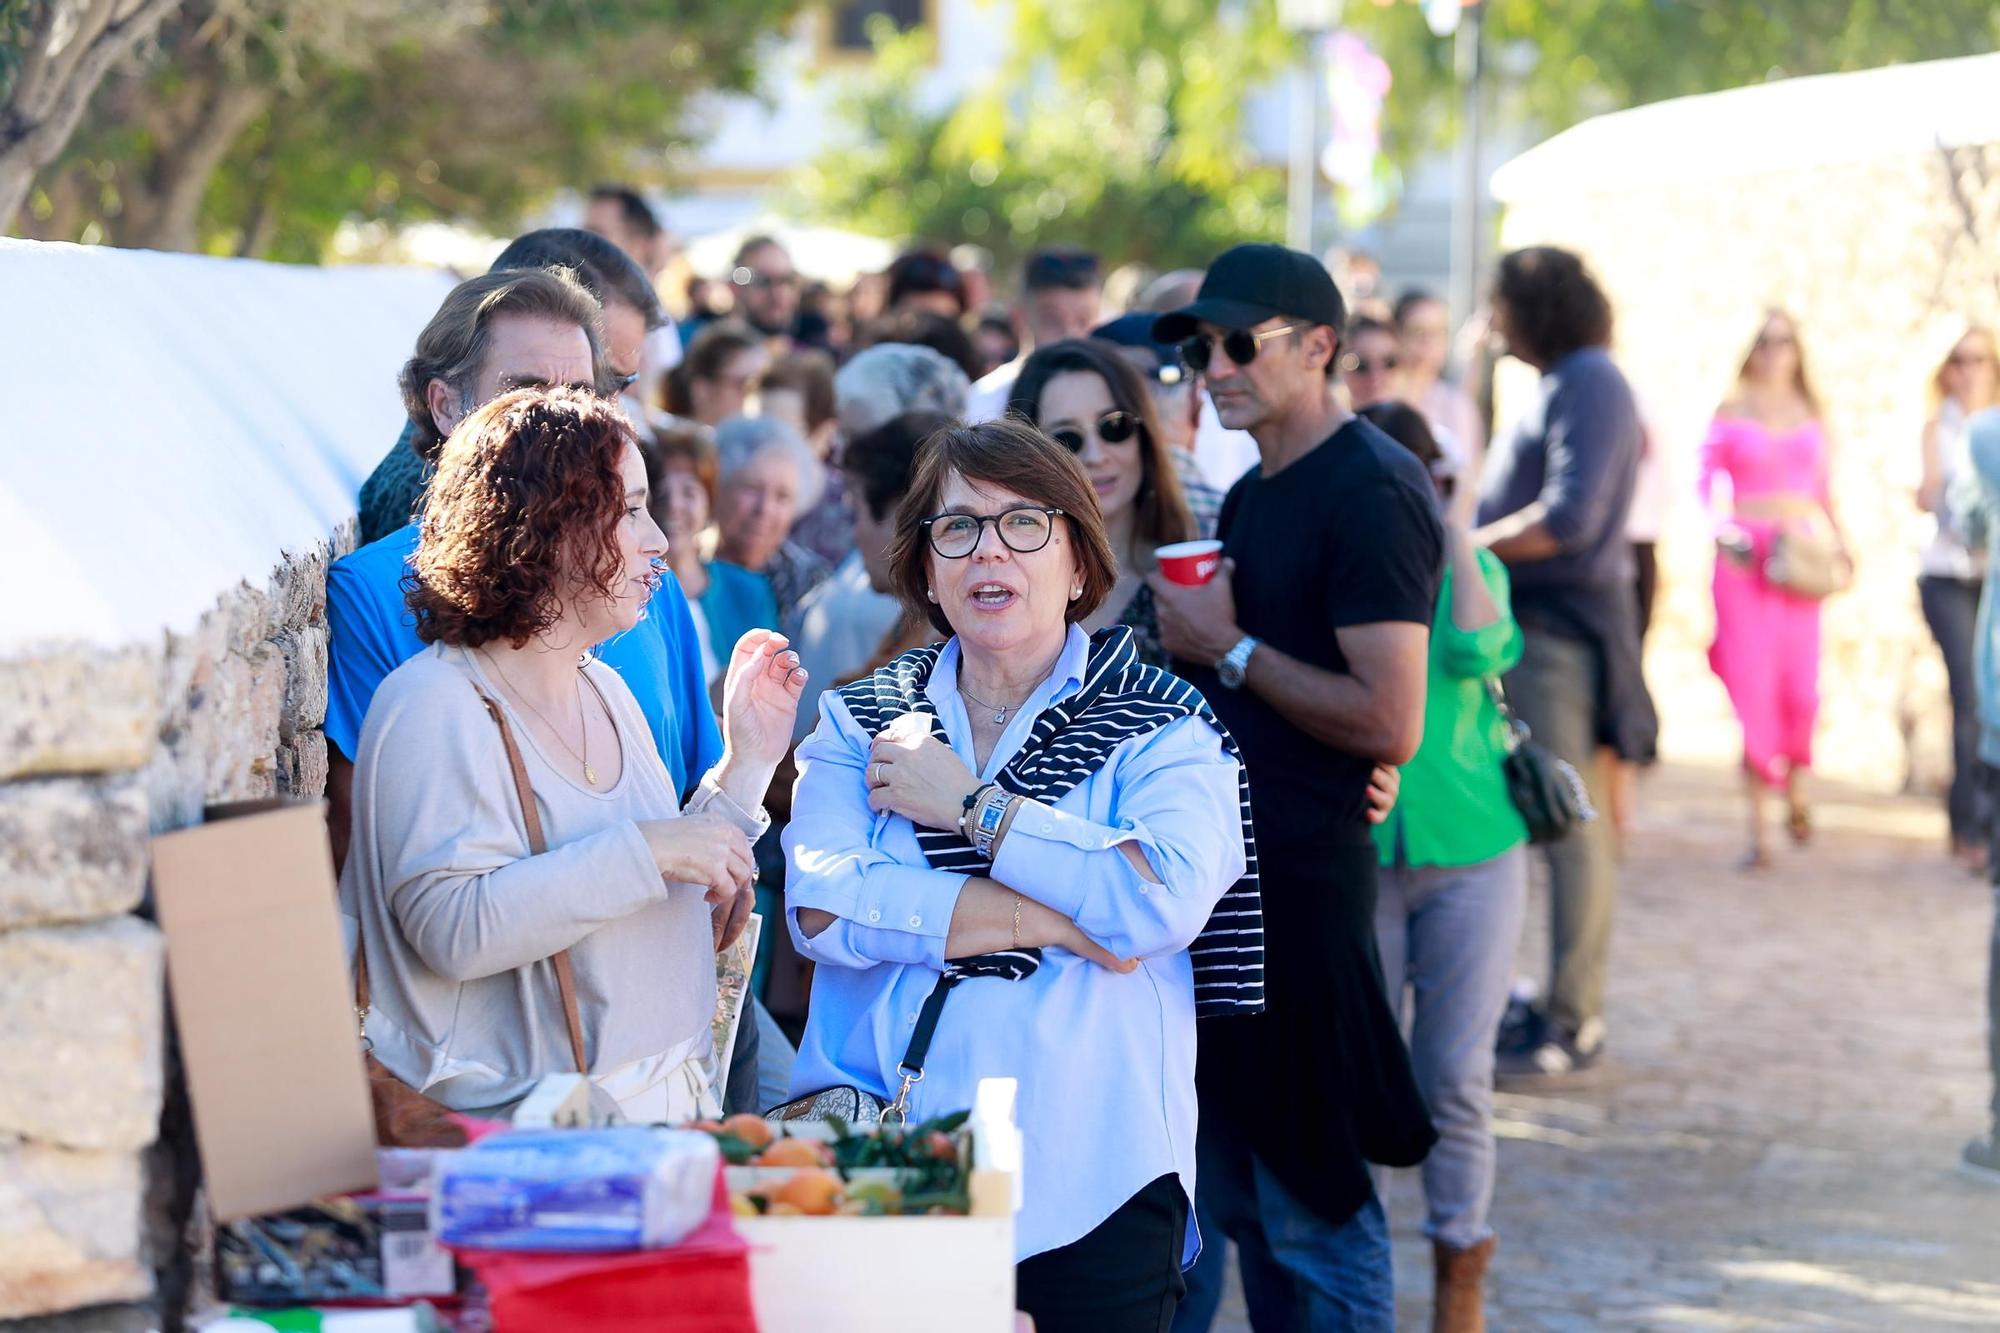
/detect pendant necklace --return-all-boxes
[481,648,596,785]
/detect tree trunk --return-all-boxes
[0,0,186,233]
[117,79,270,251]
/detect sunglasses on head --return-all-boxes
[1179,324,1299,373]
[1049,410,1140,453]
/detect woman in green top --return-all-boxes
[1360,402,1528,1333]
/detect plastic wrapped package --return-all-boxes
[434,1127,720,1252]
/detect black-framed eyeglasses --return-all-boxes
[1049,410,1140,454]
[922,506,1064,559]
[1340,353,1399,375]
[610,370,641,393]
[1180,324,1299,373]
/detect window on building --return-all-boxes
[829,0,926,51]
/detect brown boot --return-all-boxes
[1432,1235,1496,1333]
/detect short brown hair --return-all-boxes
[398,267,606,463]
[757,349,838,433]
[408,387,636,649]
[664,320,762,417]
[889,419,1119,637]
[639,421,721,528]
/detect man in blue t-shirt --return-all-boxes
[327,252,779,1110]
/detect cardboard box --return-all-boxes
[151,801,379,1220]
[728,1113,1016,1333]
[736,1176,1014,1333]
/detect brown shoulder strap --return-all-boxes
[473,683,588,1076]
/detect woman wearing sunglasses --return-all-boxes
[784,419,1259,1332]
[1008,338,1202,667]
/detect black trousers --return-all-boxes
[1016,1173,1188,1333]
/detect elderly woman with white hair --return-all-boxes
[715,415,831,627]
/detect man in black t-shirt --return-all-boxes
[1151,245,1444,1332]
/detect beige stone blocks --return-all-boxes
[0,777,149,930]
[0,918,164,1152]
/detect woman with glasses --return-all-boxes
[1008,339,1202,667]
[1339,315,1404,413]
[784,419,1259,1333]
[1701,309,1844,870]
[1919,326,2000,871]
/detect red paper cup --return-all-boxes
[1156,540,1225,587]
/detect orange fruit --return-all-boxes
[769,1168,843,1216]
[721,1113,774,1150]
[754,1136,829,1168]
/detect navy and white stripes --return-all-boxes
[836,625,1265,1017]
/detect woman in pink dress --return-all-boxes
[1701,310,1846,869]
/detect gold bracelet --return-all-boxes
[1012,894,1023,949]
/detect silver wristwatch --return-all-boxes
[1215,635,1260,690]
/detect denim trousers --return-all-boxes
[1374,847,1528,1249]
[1173,1142,1393,1333]
[1922,575,1988,846]
[1504,629,1618,1034]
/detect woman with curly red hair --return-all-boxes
[340,386,806,1122]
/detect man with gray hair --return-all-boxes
[832,341,971,440]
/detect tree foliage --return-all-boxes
[797,0,2000,272]
[17,0,804,259]
[1352,0,2000,174]
[790,10,1293,273]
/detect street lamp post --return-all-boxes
[1278,0,1344,255]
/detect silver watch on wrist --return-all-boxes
[1215,635,1260,690]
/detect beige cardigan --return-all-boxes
[339,644,759,1114]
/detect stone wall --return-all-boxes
[1495,108,2000,793]
[0,527,347,1326]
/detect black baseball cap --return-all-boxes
[1151,243,1347,343]
[1091,313,1188,386]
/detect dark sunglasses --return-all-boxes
[1179,324,1299,373]
[1949,351,1990,368]
[1341,353,1400,375]
[1050,410,1140,453]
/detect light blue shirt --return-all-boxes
[1958,409,2000,766]
[782,624,1246,1262]
[325,521,721,792]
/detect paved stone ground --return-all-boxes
[1211,761,2000,1331]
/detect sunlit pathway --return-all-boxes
[1211,762,2000,1331]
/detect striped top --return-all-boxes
[835,624,1264,1016]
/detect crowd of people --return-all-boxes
[317,180,2000,1331]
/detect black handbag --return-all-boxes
[1486,679,1595,844]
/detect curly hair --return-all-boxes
[1493,246,1613,367]
[408,387,636,649]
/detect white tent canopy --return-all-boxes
[0,240,451,653]
[1493,52,2000,203]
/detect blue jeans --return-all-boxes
[1173,1144,1393,1333]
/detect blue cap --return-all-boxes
[1091,314,1188,387]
